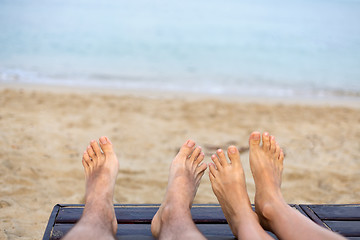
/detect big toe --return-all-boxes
[249,132,261,148]
[99,136,114,155]
[177,139,196,158]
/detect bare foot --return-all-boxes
[209,146,272,239]
[82,136,119,235]
[151,140,207,239]
[249,132,346,240]
[249,132,285,229]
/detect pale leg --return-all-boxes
[249,131,345,240]
[63,136,119,240]
[151,140,207,240]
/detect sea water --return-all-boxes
[0,0,359,97]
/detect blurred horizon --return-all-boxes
[1,0,360,97]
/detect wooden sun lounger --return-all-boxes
[43,204,360,239]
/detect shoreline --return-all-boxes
[1,82,360,109]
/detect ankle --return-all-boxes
[256,194,287,221]
[161,204,191,224]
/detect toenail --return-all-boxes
[187,140,195,147]
[253,134,260,140]
[100,137,107,144]
[217,149,222,153]
[229,147,236,154]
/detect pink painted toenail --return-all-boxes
[217,149,222,153]
[187,140,195,147]
[229,147,236,154]
[100,137,107,144]
[253,134,260,140]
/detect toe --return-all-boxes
[269,136,276,153]
[262,132,270,150]
[83,151,92,166]
[99,136,114,156]
[194,151,205,167]
[209,170,215,182]
[87,145,96,159]
[196,169,206,182]
[216,149,228,166]
[279,149,284,163]
[196,162,207,175]
[82,151,91,173]
[177,139,196,158]
[211,154,222,170]
[189,146,202,163]
[275,143,280,158]
[90,140,103,158]
[208,163,218,178]
[249,131,261,148]
[227,146,241,166]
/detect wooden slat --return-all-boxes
[55,204,301,224]
[56,205,228,224]
[50,223,278,240]
[307,204,360,220]
[299,205,329,229]
[324,221,360,237]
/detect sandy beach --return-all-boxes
[0,84,359,239]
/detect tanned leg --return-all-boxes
[249,131,345,240]
[63,136,119,240]
[151,140,207,240]
[209,146,272,239]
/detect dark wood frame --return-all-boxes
[43,204,360,240]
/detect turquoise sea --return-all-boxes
[0,0,359,97]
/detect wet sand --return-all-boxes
[0,85,359,239]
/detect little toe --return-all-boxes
[99,136,114,156]
[279,149,284,164]
[269,136,276,153]
[194,151,205,167]
[262,132,270,150]
[90,140,103,158]
[196,162,207,173]
[216,149,228,166]
[177,139,196,158]
[82,152,91,172]
[208,163,217,178]
[227,146,241,166]
[249,131,261,148]
[211,154,223,169]
[83,151,92,166]
[196,168,206,182]
[87,145,96,159]
[275,143,281,157]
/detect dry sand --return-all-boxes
[0,84,359,239]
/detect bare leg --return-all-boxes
[209,146,272,239]
[249,131,345,240]
[63,136,119,240]
[151,140,207,240]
